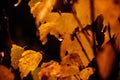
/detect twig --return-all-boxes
[71,6,92,46]
[2,9,13,47]
[71,6,92,62]
[75,34,91,62]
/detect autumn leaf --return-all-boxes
[60,65,80,78]
[29,0,94,67]
[58,67,95,80]
[37,59,95,80]
[29,0,57,26]
[28,0,42,8]
[30,0,120,44]
[73,0,91,26]
[19,50,42,78]
[11,44,24,69]
[61,53,84,68]
[39,13,78,45]
[60,33,94,66]
[32,0,94,67]
[0,65,14,80]
[38,60,61,80]
[38,12,94,66]
[27,0,120,80]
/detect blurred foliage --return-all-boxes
[0,0,120,80]
[0,65,14,80]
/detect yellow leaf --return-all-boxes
[61,53,83,67]
[60,65,80,78]
[19,50,42,78]
[31,0,120,44]
[39,13,78,44]
[29,0,57,26]
[38,60,61,80]
[39,12,94,66]
[11,44,24,69]
[73,0,91,26]
[60,33,94,66]
[29,1,120,79]
[38,22,56,45]
[28,0,42,8]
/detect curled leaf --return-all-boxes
[28,0,42,8]
[19,50,42,78]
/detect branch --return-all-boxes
[2,9,13,47]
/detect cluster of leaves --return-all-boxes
[29,0,94,66]
[37,54,95,80]
[9,0,97,79]
[6,0,116,80]
[27,0,97,79]
[10,44,95,80]
[10,44,42,79]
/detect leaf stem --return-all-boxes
[2,9,13,47]
[75,34,91,62]
[71,6,92,46]
[71,6,92,62]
